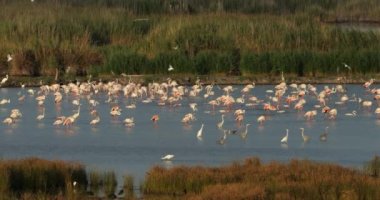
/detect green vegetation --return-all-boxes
[1,0,380,79]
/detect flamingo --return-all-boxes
[10,109,22,119]
[363,78,374,89]
[257,115,265,124]
[189,103,198,112]
[90,116,100,125]
[110,106,121,116]
[304,110,317,120]
[281,129,289,143]
[63,117,75,126]
[54,92,62,103]
[0,99,10,105]
[18,95,25,101]
[53,116,66,126]
[375,107,380,117]
[124,117,134,124]
[362,101,373,109]
[3,117,14,125]
[328,109,338,119]
[151,114,159,122]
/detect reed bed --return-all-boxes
[1,0,380,77]
[0,158,87,199]
[142,157,380,199]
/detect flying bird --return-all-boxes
[7,54,12,62]
[168,64,174,72]
[343,63,351,70]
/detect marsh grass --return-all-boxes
[103,171,117,198]
[88,169,102,196]
[0,158,86,198]
[142,157,380,199]
[123,174,135,199]
[1,1,380,77]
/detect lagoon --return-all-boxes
[0,84,379,186]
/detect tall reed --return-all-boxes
[142,157,380,199]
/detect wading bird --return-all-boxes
[161,154,174,160]
[281,129,289,143]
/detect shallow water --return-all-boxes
[0,84,379,186]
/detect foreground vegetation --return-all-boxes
[0,156,380,199]
[1,0,380,80]
[143,156,380,199]
[0,158,133,199]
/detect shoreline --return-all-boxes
[1,74,379,87]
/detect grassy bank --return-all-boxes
[1,0,380,79]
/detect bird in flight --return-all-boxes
[168,64,174,72]
[343,63,351,70]
[7,54,12,62]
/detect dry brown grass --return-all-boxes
[142,157,380,199]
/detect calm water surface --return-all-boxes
[0,84,379,185]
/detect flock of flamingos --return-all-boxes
[0,73,380,160]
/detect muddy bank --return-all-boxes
[1,74,379,87]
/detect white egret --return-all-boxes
[281,129,289,143]
[300,128,310,143]
[161,154,174,160]
[217,115,224,129]
[36,108,45,120]
[320,127,329,142]
[197,124,204,139]
[345,110,357,117]
[240,124,251,139]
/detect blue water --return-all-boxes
[0,84,379,186]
